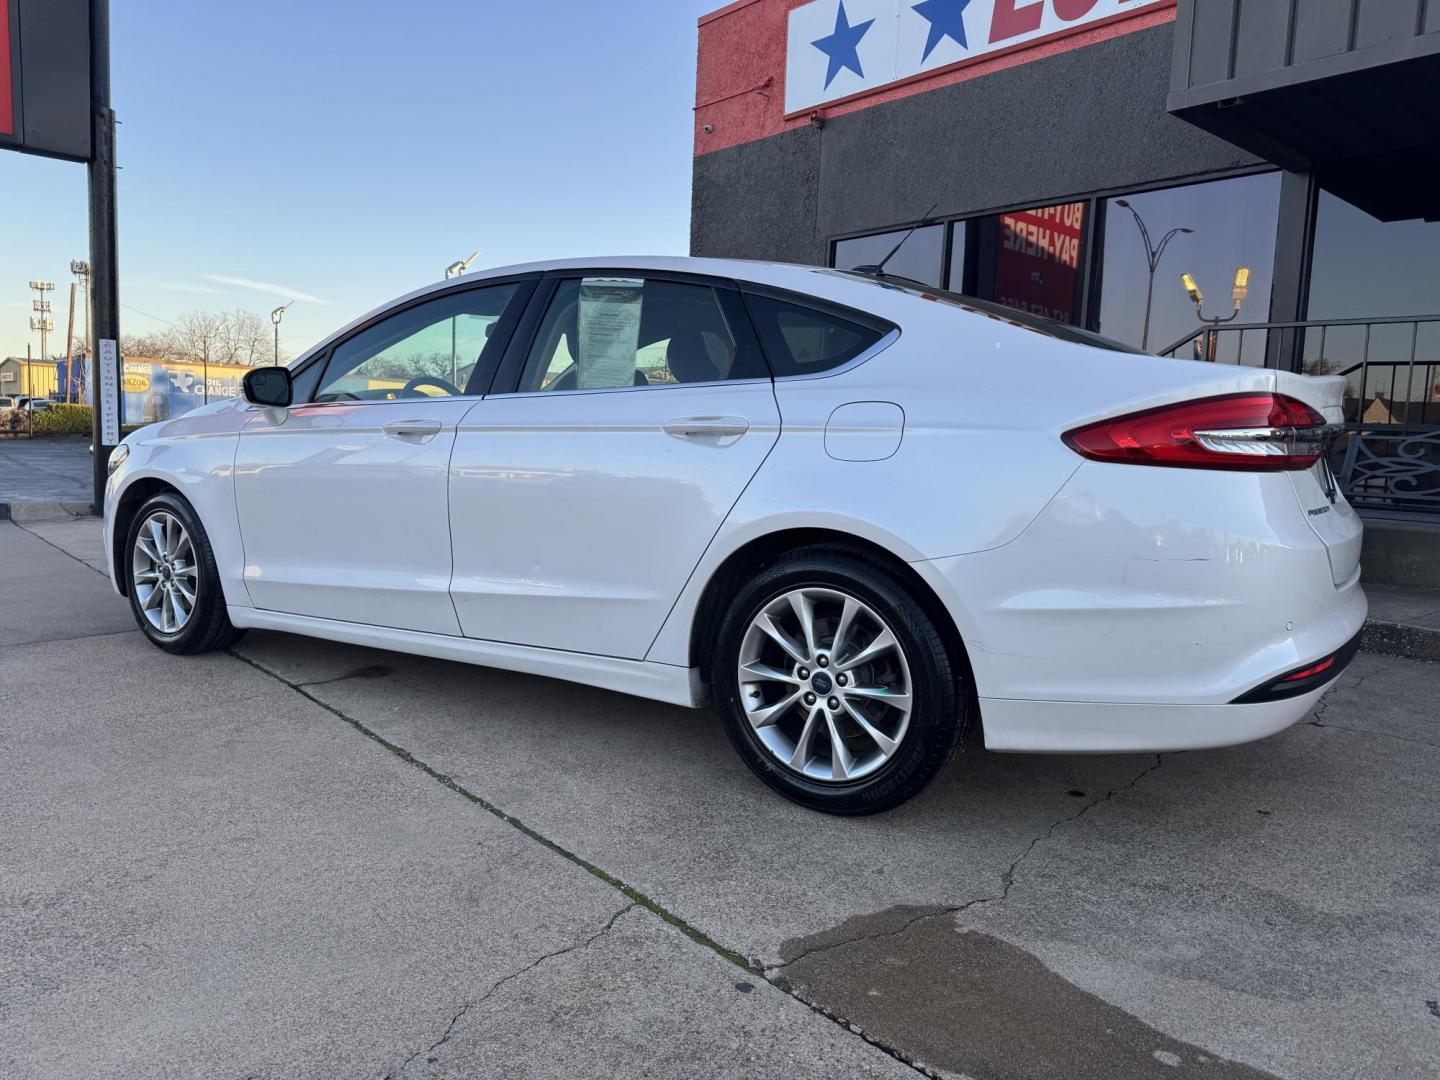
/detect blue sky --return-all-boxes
[1,0,718,360]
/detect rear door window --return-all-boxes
[515,277,767,393]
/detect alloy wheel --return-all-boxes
[132,510,199,635]
[737,586,913,782]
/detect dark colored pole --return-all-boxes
[88,0,120,515]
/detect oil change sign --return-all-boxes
[785,0,1170,114]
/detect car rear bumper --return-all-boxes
[976,684,1334,753]
[912,462,1367,752]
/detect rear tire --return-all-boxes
[713,548,968,815]
[125,491,245,655]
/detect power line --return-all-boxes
[119,302,178,328]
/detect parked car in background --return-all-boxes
[102,257,1366,814]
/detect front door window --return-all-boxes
[314,284,519,402]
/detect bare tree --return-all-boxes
[120,308,289,365]
[120,331,187,362]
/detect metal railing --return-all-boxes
[1158,315,1440,519]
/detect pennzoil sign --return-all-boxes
[785,0,1171,114]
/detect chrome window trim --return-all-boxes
[493,376,775,402]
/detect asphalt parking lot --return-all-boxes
[2,516,1437,1080]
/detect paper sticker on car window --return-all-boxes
[577,278,643,389]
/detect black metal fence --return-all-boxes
[1158,316,1440,519]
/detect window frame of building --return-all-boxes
[826,164,1287,353]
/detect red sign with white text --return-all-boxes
[994,202,1086,324]
[1,0,15,138]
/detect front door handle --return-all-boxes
[383,419,443,439]
[662,416,750,439]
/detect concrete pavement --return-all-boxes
[2,515,1437,1079]
[0,438,93,510]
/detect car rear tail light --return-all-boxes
[1231,632,1361,704]
[1063,393,1338,472]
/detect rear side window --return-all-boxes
[744,294,889,378]
[516,278,767,393]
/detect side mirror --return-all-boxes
[243,367,293,408]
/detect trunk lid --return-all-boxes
[1275,371,1364,586]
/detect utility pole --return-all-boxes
[71,261,91,403]
[89,0,122,512]
[29,280,55,367]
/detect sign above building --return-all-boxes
[786,0,1170,114]
[0,0,92,161]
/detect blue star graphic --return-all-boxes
[812,2,875,90]
[912,0,971,61]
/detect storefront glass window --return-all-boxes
[1096,173,1280,360]
[832,224,944,288]
[967,203,1088,325]
[1305,191,1440,399]
[1309,191,1440,320]
[947,220,969,293]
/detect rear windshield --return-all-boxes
[825,270,1146,355]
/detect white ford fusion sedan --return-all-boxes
[105,257,1366,814]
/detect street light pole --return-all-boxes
[270,302,294,365]
[1182,269,1252,362]
[444,252,479,385]
[1114,200,1192,351]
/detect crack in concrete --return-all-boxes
[296,664,394,688]
[385,902,639,1078]
[229,648,944,1079]
[12,520,111,580]
[768,754,1166,975]
[0,627,138,651]
[1304,674,1438,748]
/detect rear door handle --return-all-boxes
[383,419,443,439]
[662,416,750,439]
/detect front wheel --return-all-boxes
[125,492,244,654]
[713,549,969,815]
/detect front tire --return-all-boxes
[713,548,968,815]
[125,492,244,654]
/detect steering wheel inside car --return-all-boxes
[401,375,462,398]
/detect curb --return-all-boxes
[1361,618,1440,663]
[0,500,96,524]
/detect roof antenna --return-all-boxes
[855,203,940,277]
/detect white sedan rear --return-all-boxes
[104,257,1366,813]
